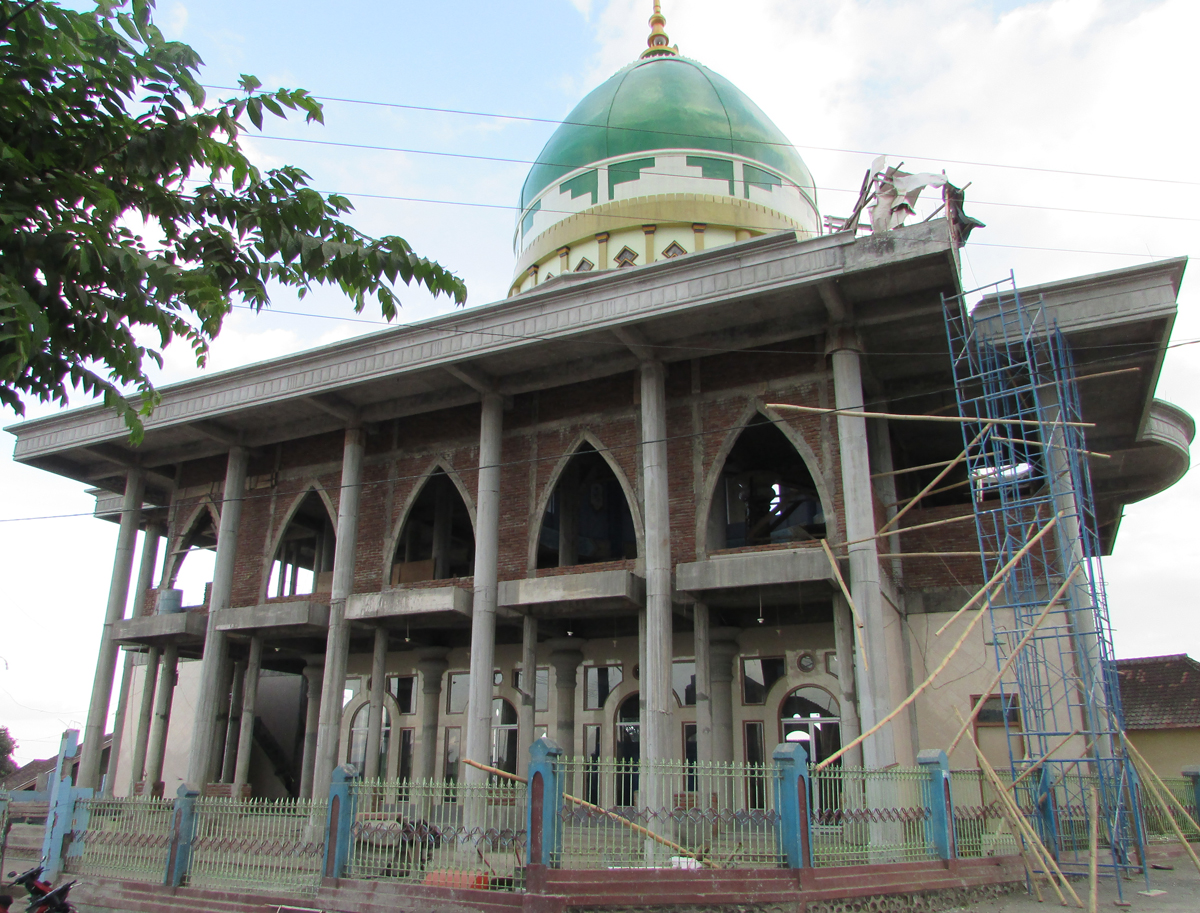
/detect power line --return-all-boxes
[204,84,1200,189]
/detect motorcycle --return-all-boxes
[5,867,75,913]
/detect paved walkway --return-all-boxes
[948,864,1200,913]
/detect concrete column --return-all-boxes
[464,393,504,784]
[105,524,161,796]
[548,639,583,755]
[520,615,538,756]
[693,603,713,764]
[126,647,160,794]
[312,426,366,798]
[829,337,895,769]
[210,657,236,783]
[557,460,579,567]
[145,644,178,788]
[79,469,145,790]
[299,660,323,799]
[831,593,864,768]
[187,446,250,788]
[709,630,739,765]
[415,648,450,781]
[233,634,263,791]
[363,627,389,778]
[220,659,245,782]
[639,361,673,772]
[596,232,609,270]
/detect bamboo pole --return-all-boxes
[947,567,1081,753]
[961,714,1082,908]
[462,758,716,867]
[834,512,977,549]
[1007,730,1081,794]
[1122,737,1200,877]
[820,539,869,672]
[870,457,959,480]
[891,478,972,506]
[767,403,1093,429]
[812,579,1005,773]
[886,551,998,558]
[934,514,1060,636]
[1087,786,1099,913]
[990,435,1111,461]
[878,427,989,537]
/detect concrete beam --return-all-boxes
[499,568,645,615]
[213,600,331,633]
[612,325,656,363]
[676,546,835,593]
[304,394,361,424]
[444,362,498,396]
[346,585,472,621]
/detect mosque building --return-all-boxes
[7,4,1191,810]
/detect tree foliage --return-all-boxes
[0,726,16,778]
[0,0,467,439]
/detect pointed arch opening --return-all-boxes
[167,505,218,608]
[268,490,337,598]
[391,470,475,583]
[707,414,826,551]
[537,443,637,569]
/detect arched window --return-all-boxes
[491,698,519,775]
[615,693,640,806]
[347,702,391,777]
[537,443,637,569]
[708,414,825,551]
[392,470,474,582]
[780,686,840,767]
[268,490,336,598]
[167,507,217,608]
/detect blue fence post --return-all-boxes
[772,741,811,869]
[322,763,358,880]
[917,749,955,860]
[1182,766,1200,822]
[1036,766,1059,856]
[40,729,79,876]
[43,777,87,881]
[526,736,564,868]
[164,784,199,887]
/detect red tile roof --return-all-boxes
[1117,654,1200,730]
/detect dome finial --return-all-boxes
[641,1,678,58]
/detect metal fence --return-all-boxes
[553,757,781,869]
[346,778,526,890]
[66,796,175,882]
[187,797,327,895]
[1141,777,1199,842]
[947,770,1016,859]
[808,765,938,866]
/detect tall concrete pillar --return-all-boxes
[126,647,160,794]
[828,334,895,768]
[519,615,538,755]
[363,626,389,778]
[220,658,246,782]
[187,446,250,788]
[79,469,145,790]
[312,426,366,798]
[233,634,263,791]
[106,523,161,796]
[415,648,449,781]
[464,393,504,784]
[548,638,583,755]
[709,629,740,765]
[639,361,673,775]
[831,594,864,768]
[693,603,713,764]
[298,660,323,798]
[209,657,236,783]
[145,644,178,790]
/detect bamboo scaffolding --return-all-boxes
[820,539,869,672]
[1006,730,1081,794]
[766,403,1093,429]
[946,566,1081,753]
[934,513,1061,636]
[879,427,990,536]
[886,551,998,558]
[1121,736,1200,877]
[462,758,716,868]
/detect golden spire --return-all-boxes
[641,0,678,58]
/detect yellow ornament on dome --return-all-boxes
[641,1,679,58]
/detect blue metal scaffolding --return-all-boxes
[942,275,1147,891]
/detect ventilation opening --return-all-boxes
[537,444,637,569]
[268,490,336,598]
[708,414,826,550]
[392,471,475,583]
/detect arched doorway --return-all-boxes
[166,507,217,608]
[780,686,841,766]
[268,490,336,597]
[347,701,391,777]
[491,698,519,775]
[392,470,474,582]
[538,443,637,568]
[615,693,639,806]
[708,414,825,551]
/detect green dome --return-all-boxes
[520,55,816,213]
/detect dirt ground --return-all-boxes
[946,864,1200,913]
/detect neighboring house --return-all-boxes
[0,736,110,793]
[1118,654,1200,779]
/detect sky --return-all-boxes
[2,0,1197,766]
